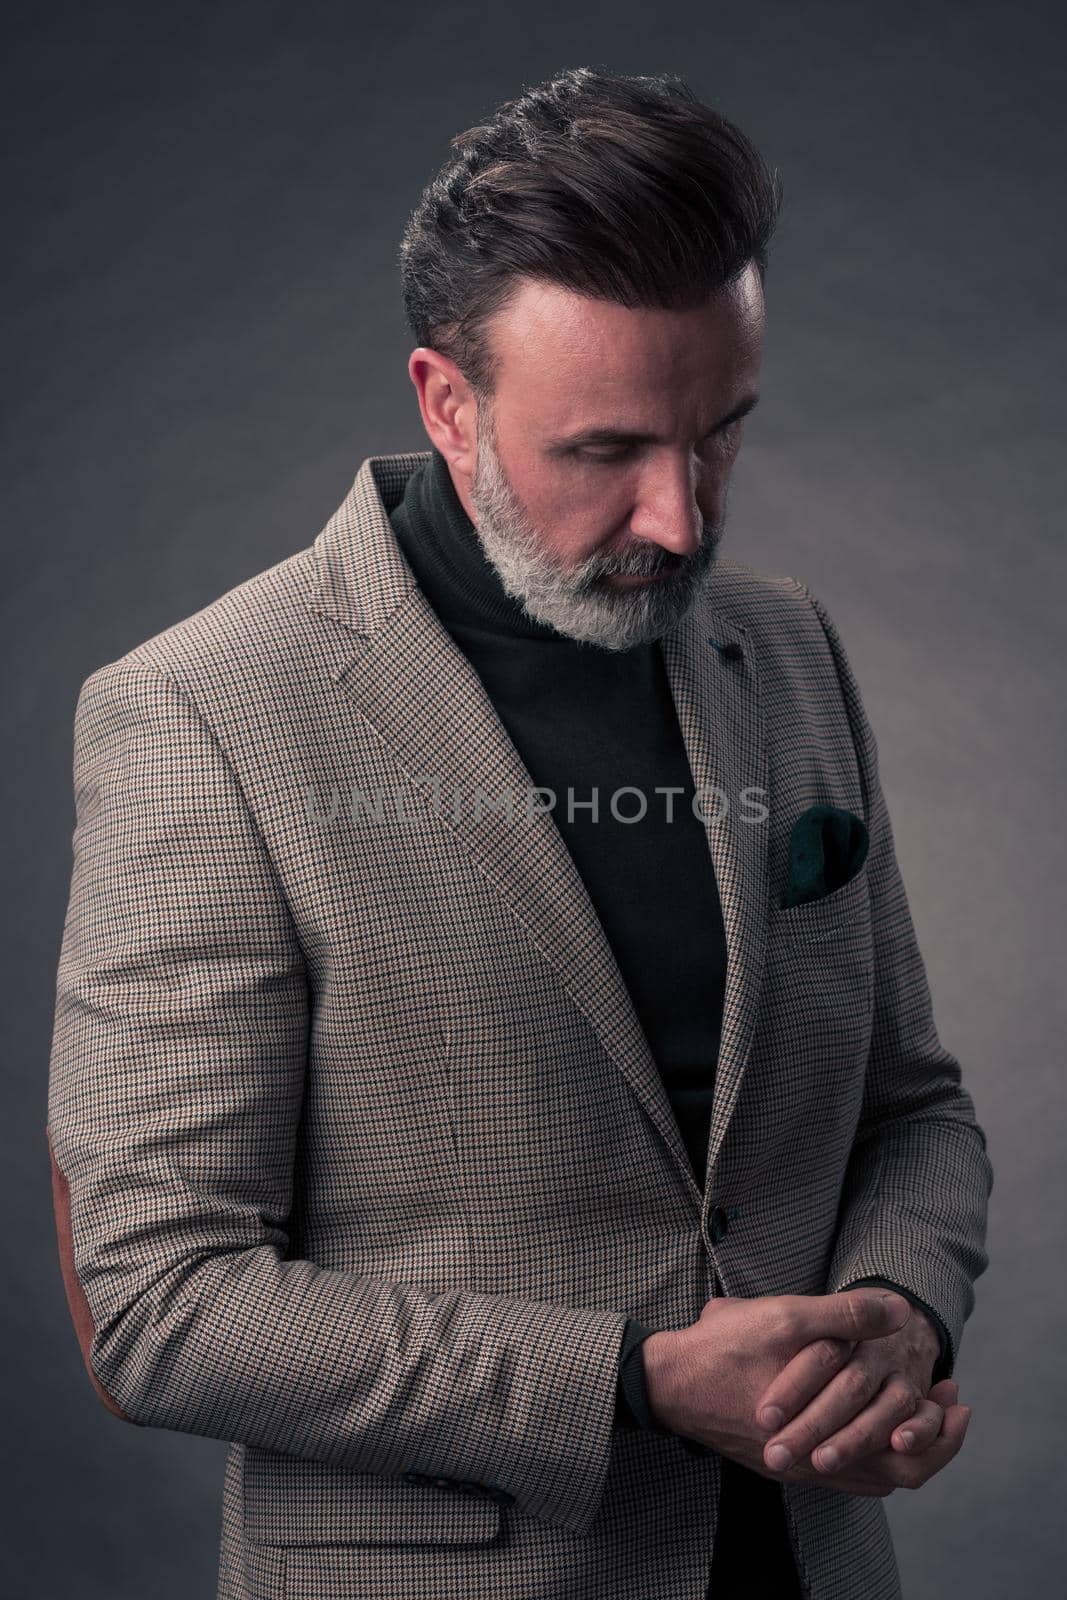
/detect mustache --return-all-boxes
[591,526,721,581]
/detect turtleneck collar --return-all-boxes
[389,446,582,643]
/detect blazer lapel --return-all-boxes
[305,454,769,1213]
[659,607,769,1191]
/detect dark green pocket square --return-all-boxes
[781,804,869,910]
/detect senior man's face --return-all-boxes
[412,263,765,650]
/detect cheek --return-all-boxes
[530,479,631,561]
[695,454,740,521]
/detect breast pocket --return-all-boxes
[769,859,872,943]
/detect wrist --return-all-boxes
[641,1329,684,1433]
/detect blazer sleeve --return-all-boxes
[45,658,629,1539]
[798,585,994,1383]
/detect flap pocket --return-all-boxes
[243,1448,503,1547]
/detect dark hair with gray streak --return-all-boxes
[398,65,783,398]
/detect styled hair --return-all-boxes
[397,65,783,398]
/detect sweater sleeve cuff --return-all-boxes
[613,1318,714,1460]
[614,1319,657,1428]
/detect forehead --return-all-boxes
[487,267,764,418]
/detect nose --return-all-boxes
[626,455,706,561]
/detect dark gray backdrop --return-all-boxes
[6,1,1064,1595]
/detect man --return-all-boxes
[47,67,991,1600]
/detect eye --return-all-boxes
[580,444,635,462]
[701,419,743,450]
[579,421,743,464]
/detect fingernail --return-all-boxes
[900,1430,916,1449]
[817,1446,840,1472]
[766,1444,792,1470]
[760,1406,784,1431]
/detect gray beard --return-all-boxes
[468,411,725,652]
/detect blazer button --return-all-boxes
[709,1206,730,1244]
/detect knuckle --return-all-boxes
[842,1366,873,1403]
[813,1338,847,1371]
[842,1296,866,1340]
[778,1306,801,1343]
[888,1382,921,1420]
[907,1412,937,1445]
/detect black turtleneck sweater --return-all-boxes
[387,446,729,1435]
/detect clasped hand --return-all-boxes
[642,1288,973,1498]
[753,1294,972,1496]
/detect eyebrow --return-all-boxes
[545,391,762,451]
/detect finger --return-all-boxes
[892,1377,958,1449]
[783,1290,911,1353]
[926,1378,959,1409]
[766,1403,973,1498]
[798,1377,925,1476]
[873,1402,973,1489]
[886,1402,973,1488]
[756,1448,897,1498]
[757,1291,912,1439]
[755,1336,856,1433]
[890,1398,945,1455]
[763,1363,890,1474]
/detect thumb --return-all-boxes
[818,1287,912,1341]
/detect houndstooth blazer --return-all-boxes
[46,451,993,1600]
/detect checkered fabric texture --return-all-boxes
[46,453,992,1599]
